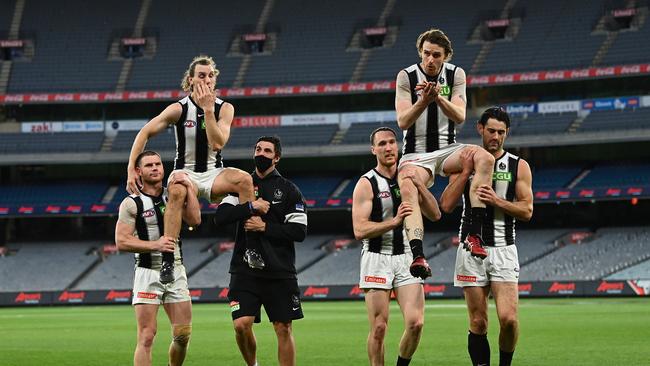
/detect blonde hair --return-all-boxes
[416,29,453,61]
[180,55,220,92]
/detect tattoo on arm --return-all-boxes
[414,228,423,240]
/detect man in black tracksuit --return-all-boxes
[213,135,307,366]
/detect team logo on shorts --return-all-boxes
[184,120,196,128]
[230,301,240,312]
[137,292,158,299]
[142,209,155,218]
[291,294,301,311]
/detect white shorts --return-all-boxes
[454,244,519,287]
[359,249,422,290]
[398,143,466,187]
[168,168,225,202]
[132,265,191,305]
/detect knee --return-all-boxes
[474,149,495,168]
[172,324,192,348]
[273,322,292,339]
[469,315,488,334]
[168,182,188,201]
[406,316,424,336]
[233,319,253,336]
[371,320,388,340]
[500,315,518,332]
[138,327,157,349]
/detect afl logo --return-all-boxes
[184,120,196,128]
[142,209,155,218]
[378,191,391,199]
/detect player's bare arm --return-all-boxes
[195,81,234,151]
[433,67,466,123]
[476,159,533,221]
[126,103,182,194]
[352,178,413,240]
[395,70,434,130]
[115,199,176,253]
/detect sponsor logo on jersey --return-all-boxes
[439,85,451,96]
[137,292,158,299]
[364,276,387,284]
[142,209,155,218]
[456,275,477,282]
[230,301,240,312]
[493,172,512,182]
[378,191,391,199]
[184,120,196,128]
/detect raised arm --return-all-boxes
[395,70,436,130]
[434,67,466,124]
[126,103,182,194]
[194,81,234,151]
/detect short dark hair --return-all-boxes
[135,150,161,167]
[255,135,282,157]
[370,127,397,145]
[478,106,510,128]
[416,28,453,60]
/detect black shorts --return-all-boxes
[228,273,304,323]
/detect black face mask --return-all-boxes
[254,155,274,172]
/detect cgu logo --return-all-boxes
[493,172,512,181]
[58,291,85,301]
[184,120,196,128]
[378,191,391,199]
[597,281,624,292]
[142,209,155,218]
[303,286,329,297]
[548,282,575,293]
[439,85,451,96]
[15,292,41,302]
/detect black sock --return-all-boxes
[469,207,486,235]
[409,239,424,258]
[468,331,490,366]
[499,350,514,366]
[161,252,174,267]
[396,355,411,366]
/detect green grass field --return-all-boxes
[2,298,649,365]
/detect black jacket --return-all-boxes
[213,169,308,279]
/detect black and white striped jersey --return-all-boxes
[129,189,182,269]
[361,169,409,255]
[460,152,520,247]
[173,96,225,173]
[402,62,460,154]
